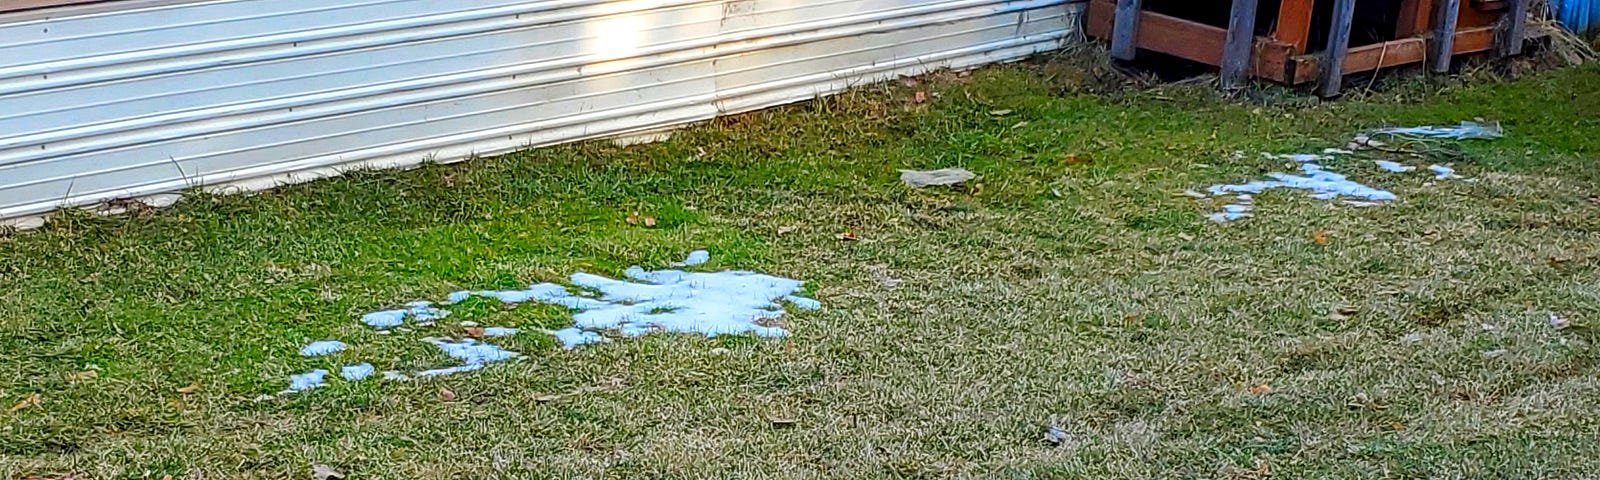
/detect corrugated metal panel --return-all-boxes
[1556,0,1600,33]
[0,0,1083,226]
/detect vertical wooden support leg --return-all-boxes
[1498,0,1528,57]
[1221,0,1261,90]
[1111,0,1142,61]
[1430,0,1461,73]
[1274,0,1316,54]
[1318,0,1356,97]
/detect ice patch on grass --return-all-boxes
[1374,160,1415,172]
[341,363,374,381]
[550,327,608,348]
[289,369,328,391]
[411,338,521,377]
[362,301,450,328]
[362,310,405,328]
[1209,163,1393,200]
[299,340,346,357]
[785,295,822,310]
[1204,159,1395,222]
[1372,121,1503,140]
[292,252,817,389]
[1430,164,1460,179]
[482,327,518,337]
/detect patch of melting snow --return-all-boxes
[1429,164,1459,179]
[299,340,346,357]
[1206,162,1396,220]
[362,301,449,328]
[482,327,518,337]
[341,363,374,381]
[1374,160,1416,173]
[288,369,328,392]
[681,250,710,266]
[286,251,817,391]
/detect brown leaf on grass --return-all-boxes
[176,383,200,394]
[11,393,41,412]
[1247,384,1271,395]
[625,212,639,225]
[912,91,927,104]
[311,464,345,480]
[768,416,799,428]
[1064,154,1087,165]
[438,387,457,402]
[1390,421,1406,431]
[642,216,657,228]
[1313,229,1328,245]
[463,327,485,338]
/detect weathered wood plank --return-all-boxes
[1497,0,1527,56]
[1273,0,1316,53]
[1221,0,1261,89]
[1111,0,1143,61]
[1430,0,1462,72]
[1318,0,1357,96]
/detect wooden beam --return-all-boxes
[1289,25,1500,84]
[1111,0,1143,61]
[1498,0,1527,57]
[1087,0,1299,83]
[1430,0,1462,72]
[1274,0,1316,53]
[1319,0,1357,96]
[1221,0,1262,89]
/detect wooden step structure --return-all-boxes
[1087,0,1532,95]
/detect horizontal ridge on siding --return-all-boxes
[0,0,1082,225]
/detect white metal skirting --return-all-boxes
[0,0,1082,226]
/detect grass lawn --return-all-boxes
[3,55,1600,479]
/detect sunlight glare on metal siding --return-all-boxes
[0,0,1083,225]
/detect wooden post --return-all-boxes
[1318,0,1357,97]
[1221,0,1261,89]
[1430,0,1461,73]
[1498,0,1528,57]
[1273,0,1315,54]
[1111,0,1142,61]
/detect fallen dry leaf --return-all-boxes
[1064,154,1086,165]
[11,393,41,412]
[769,416,799,428]
[311,463,345,480]
[836,231,858,241]
[912,91,927,104]
[642,216,657,228]
[176,383,200,394]
[438,387,457,402]
[1390,421,1406,431]
[625,212,639,225]
[1247,384,1272,395]
[463,327,485,338]
[1313,229,1328,245]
